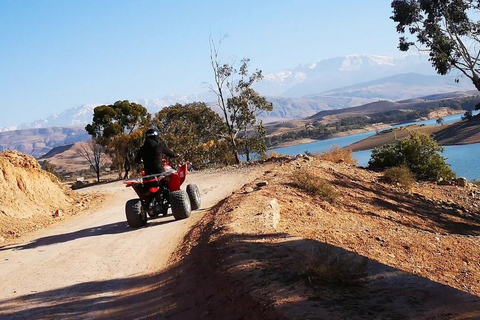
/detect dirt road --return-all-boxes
[0,166,264,320]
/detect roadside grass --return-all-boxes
[302,246,368,286]
[383,165,416,191]
[313,145,358,165]
[290,168,338,202]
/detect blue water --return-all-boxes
[269,112,480,181]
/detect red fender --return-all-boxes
[168,163,188,191]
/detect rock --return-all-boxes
[456,177,468,187]
[263,198,281,231]
[437,180,451,186]
[256,181,268,188]
[53,209,62,218]
[244,187,254,193]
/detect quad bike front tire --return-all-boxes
[186,184,201,210]
[126,199,147,228]
[170,190,191,220]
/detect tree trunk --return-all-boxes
[473,76,480,92]
[230,134,241,164]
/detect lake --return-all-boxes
[269,112,480,181]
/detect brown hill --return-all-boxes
[0,127,89,158]
[347,115,480,152]
[170,156,480,319]
[0,151,101,243]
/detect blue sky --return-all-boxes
[0,0,402,127]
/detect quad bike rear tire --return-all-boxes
[126,199,147,228]
[186,184,201,210]
[170,190,191,220]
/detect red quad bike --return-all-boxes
[123,160,201,228]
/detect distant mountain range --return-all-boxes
[0,53,478,157]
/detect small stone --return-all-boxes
[456,177,468,187]
[53,209,62,218]
[256,181,268,188]
[244,187,254,193]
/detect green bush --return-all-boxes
[368,131,456,181]
[384,166,416,191]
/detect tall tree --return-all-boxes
[208,37,273,164]
[153,102,227,169]
[391,0,480,90]
[85,100,150,178]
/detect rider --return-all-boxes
[135,128,178,175]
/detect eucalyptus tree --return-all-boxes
[208,37,273,164]
[85,100,150,178]
[153,102,228,168]
[391,0,480,91]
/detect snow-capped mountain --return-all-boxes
[255,53,439,97]
[15,104,100,131]
[0,92,217,133]
[0,53,476,133]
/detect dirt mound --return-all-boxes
[169,156,480,319]
[0,151,99,242]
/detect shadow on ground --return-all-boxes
[0,215,177,252]
[1,220,480,320]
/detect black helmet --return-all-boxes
[145,128,159,141]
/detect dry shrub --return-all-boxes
[290,168,338,202]
[314,145,358,164]
[302,246,368,286]
[384,165,416,191]
[267,151,284,158]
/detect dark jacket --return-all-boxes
[135,137,176,175]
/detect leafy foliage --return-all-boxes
[368,131,456,181]
[85,100,150,139]
[153,102,228,169]
[85,100,150,178]
[391,0,480,90]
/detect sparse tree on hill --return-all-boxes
[85,100,150,178]
[391,0,480,91]
[77,139,107,182]
[208,36,273,164]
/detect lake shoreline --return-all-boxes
[269,115,480,152]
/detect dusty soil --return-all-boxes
[0,151,102,244]
[165,156,480,319]
[2,151,480,319]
